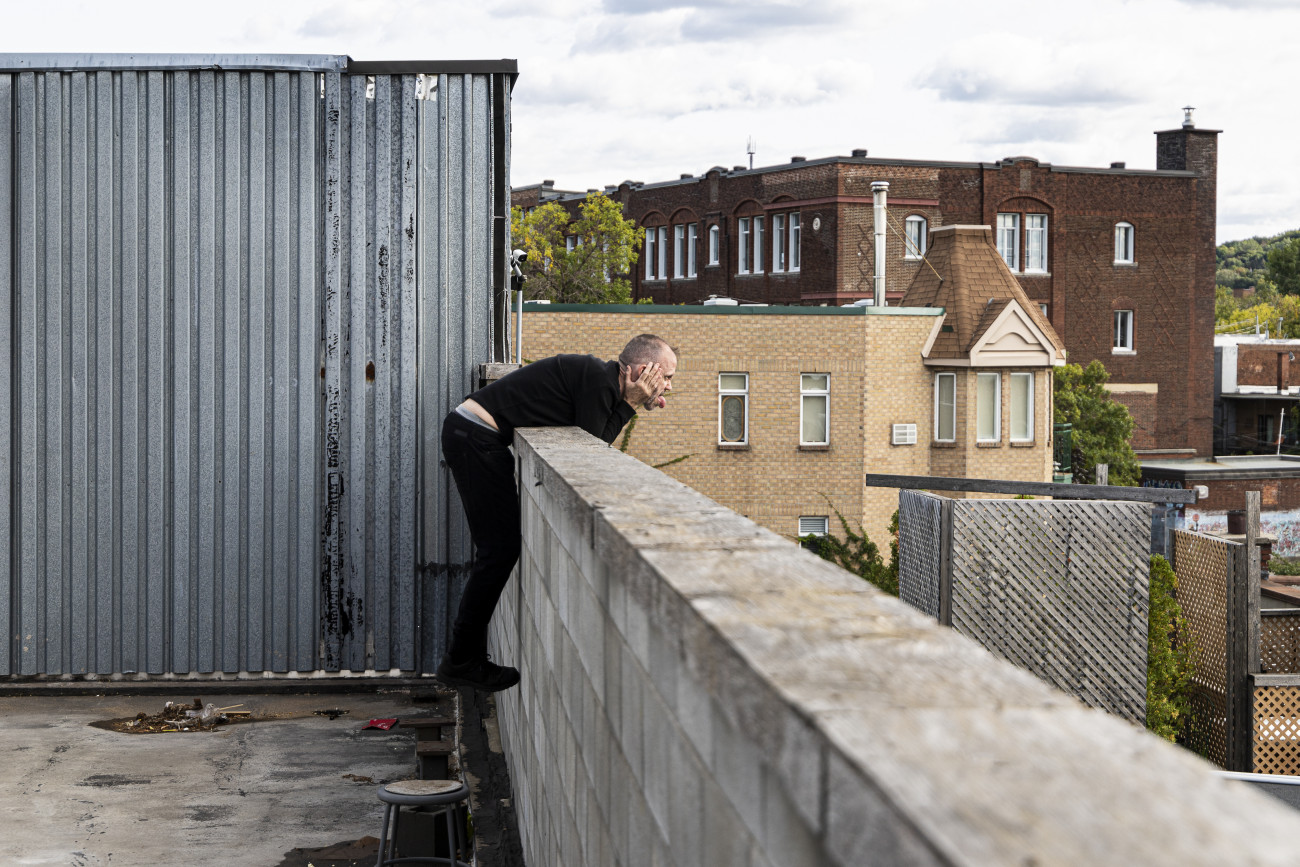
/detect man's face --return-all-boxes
[635,349,677,409]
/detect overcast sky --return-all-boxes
[4,0,1297,243]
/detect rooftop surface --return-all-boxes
[0,686,507,866]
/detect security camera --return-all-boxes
[510,248,528,280]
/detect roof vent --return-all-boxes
[542,179,555,188]
[733,165,746,172]
[851,148,867,158]
[791,155,806,162]
[680,173,693,179]
[1111,161,1126,169]
[587,188,598,193]
[1182,105,1196,128]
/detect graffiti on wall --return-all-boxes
[1185,508,1300,557]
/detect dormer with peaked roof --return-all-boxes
[903,225,1066,367]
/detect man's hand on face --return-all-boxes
[621,360,668,412]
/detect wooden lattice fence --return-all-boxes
[898,493,1151,724]
[1173,530,1237,768]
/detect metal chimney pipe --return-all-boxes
[872,181,889,307]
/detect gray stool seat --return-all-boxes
[375,779,471,866]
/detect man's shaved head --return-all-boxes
[619,334,675,367]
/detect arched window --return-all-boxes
[904,215,927,259]
[708,225,720,266]
[1114,222,1135,264]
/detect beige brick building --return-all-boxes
[516,225,1064,545]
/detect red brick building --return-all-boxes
[513,115,1219,457]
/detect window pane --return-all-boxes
[774,215,785,272]
[802,395,828,444]
[1011,373,1033,441]
[937,374,955,441]
[790,213,801,270]
[721,395,746,442]
[1025,214,1046,271]
[687,224,698,277]
[719,373,747,391]
[997,213,1018,270]
[754,216,765,273]
[674,225,685,278]
[645,229,656,279]
[709,225,719,264]
[977,373,999,440]
[905,216,926,258]
[801,373,829,391]
[658,227,667,278]
[738,218,750,273]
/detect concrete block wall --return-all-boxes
[492,426,1300,867]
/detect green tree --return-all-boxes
[510,193,643,304]
[1053,360,1141,486]
[1268,236,1300,296]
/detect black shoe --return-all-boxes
[436,655,521,692]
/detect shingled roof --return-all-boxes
[901,225,1065,365]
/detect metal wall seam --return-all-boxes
[322,70,345,672]
[394,74,419,671]
[0,73,11,676]
[15,72,34,676]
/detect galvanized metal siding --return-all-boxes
[416,73,500,671]
[320,72,422,672]
[1,66,502,676]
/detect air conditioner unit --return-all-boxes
[892,423,917,445]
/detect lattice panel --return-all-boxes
[1262,614,1300,674]
[948,499,1151,723]
[1173,531,1232,694]
[1254,686,1300,775]
[1187,684,1228,768]
[898,490,944,619]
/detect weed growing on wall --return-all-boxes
[1148,554,1198,742]
[800,499,900,597]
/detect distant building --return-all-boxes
[516,225,1064,545]
[1215,334,1300,454]
[514,112,1219,459]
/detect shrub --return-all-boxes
[1147,554,1197,742]
[801,500,899,597]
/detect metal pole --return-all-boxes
[871,181,888,307]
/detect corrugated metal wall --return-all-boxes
[0,59,504,676]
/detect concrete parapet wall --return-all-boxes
[492,426,1300,866]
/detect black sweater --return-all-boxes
[467,354,637,444]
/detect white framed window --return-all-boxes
[656,226,667,280]
[789,213,801,271]
[708,225,720,266]
[997,213,1019,271]
[1025,214,1047,272]
[904,215,927,259]
[798,516,829,537]
[673,225,687,279]
[1039,303,1049,318]
[1113,310,1134,352]
[800,373,829,445]
[977,372,1001,442]
[719,373,749,445]
[753,216,765,274]
[687,224,698,278]
[1115,222,1135,264]
[773,214,786,272]
[738,218,751,275]
[934,373,956,442]
[566,235,578,253]
[645,227,658,280]
[1010,372,1034,442]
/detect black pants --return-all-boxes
[440,411,521,662]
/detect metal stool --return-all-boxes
[375,779,472,867]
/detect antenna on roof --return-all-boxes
[746,136,756,170]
